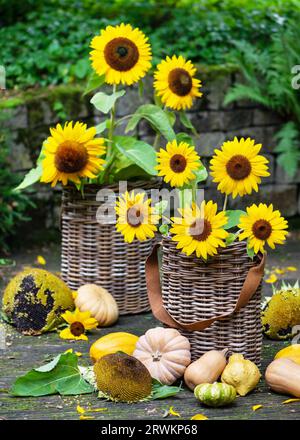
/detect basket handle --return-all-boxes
[145,243,266,332]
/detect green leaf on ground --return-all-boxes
[11,352,95,397]
[224,210,246,230]
[91,89,126,114]
[126,104,176,141]
[151,380,182,400]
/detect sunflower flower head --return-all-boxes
[90,23,152,85]
[170,200,229,260]
[156,140,200,187]
[40,121,106,187]
[210,137,270,199]
[238,203,288,254]
[59,308,98,341]
[154,55,202,110]
[115,191,160,243]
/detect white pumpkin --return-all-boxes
[133,327,191,385]
[75,284,118,327]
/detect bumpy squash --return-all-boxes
[265,358,300,397]
[184,349,228,391]
[275,344,300,365]
[194,382,236,407]
[90,332,139,362]
[221,354,261,396]
[133,327,191,385]
[75,284,118,327]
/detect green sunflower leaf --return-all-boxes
[151,379,182,400]
[14,164,43,191]
[224,210,246,230]
[159,224,170,237]
[84,71,105,95]
[247,245,256,259]
[179,111,198,135]
[91,89,126,114]
[193,162,208,183]
[126,104,176,141]
[114,136,158,176]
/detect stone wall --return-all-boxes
[2,69,299,233]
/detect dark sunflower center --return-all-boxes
[226,154,252,180]
[127,206,144,227]
[104,37,139,71]
[170,154,187,173]
[190,219,212,241]
[70,321,85,336]
[168,68,193,96]
[252,219,272,240]
[55,141,88,174]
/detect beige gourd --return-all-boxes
[221,353,261,396]
[133,327,191,385]
[75,284,118,327]
[184,349,228,391]
[265,358,300,397]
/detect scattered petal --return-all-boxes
[87,408,108,413]
[274,268,285,275]
[79,415,95,420]
[75,351,82,357]
[191,413,208,420]
[265,274,278,284]
[169,406,181,417]
[252,405,263,411]
[76,405,85,414]
[36,255,46,265]
[282,398,300,404]
[287,266,297,272]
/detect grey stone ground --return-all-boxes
[0,233,300,420]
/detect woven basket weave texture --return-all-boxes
[61,180,160,315]
[161,238,263,364]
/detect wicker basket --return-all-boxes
[61,180,160,315]
[146,238,265,365]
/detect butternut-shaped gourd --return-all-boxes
[275,344,300,365]
[133,327,191,385]
[265,358,300,397]
[184,349,228,391]
[90,332,139,362]
[194,382,236,407]
[75,284,118,327]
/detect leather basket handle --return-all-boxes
[146,244,266,332]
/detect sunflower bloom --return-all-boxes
[59,308,98,341]
[156,140,200,187]
[90,23,152,85]
[115,191,160,243]
[238,203,288,254]
[40,121,106,187]
[170,201,229,260]
[154,55,202,110]
[210,137,270,198]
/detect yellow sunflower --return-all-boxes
[210,137,270,198]
[115,191,159,243]
[59,308,98,341]
[90,23,152,85]
[238,203,288,254]
[40,121,106,187]
[156,140,200,187]
[170,200,229,260]
[154,55,202,110]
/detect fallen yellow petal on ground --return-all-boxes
[79,415,95,420]
[287,266,297,272]
[36,255,46,265]
[265,274,278,284]
[252,405,263,411]
[191,414,208,420]
[282,398,300,404]
[76,405,85,414]
[274,268,285,274]
[169,406,181,417]
[87,408,108,413]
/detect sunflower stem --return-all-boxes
[223,194,228,211]
[104,84,117,183]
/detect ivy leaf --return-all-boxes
[151,380,182,400]
[11,353,95,397]
[14,164,43,191]
[114,136,158,176]
[179,112,197,135]
[84,71,105,95]
[91,90,126,114]
[126,104,176,141]
[224,210,246,230]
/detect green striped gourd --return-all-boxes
[194,382,236,407]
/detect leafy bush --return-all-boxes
[224,18,300,177]
[1,0,299,89]
[0,114,34,253]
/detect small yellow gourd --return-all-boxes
[265,358,300,397]
[275,344,300,365]
[75,284,118,327]
[184,349,228,391]
[90,332,139,362]
[221,354,261,396]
